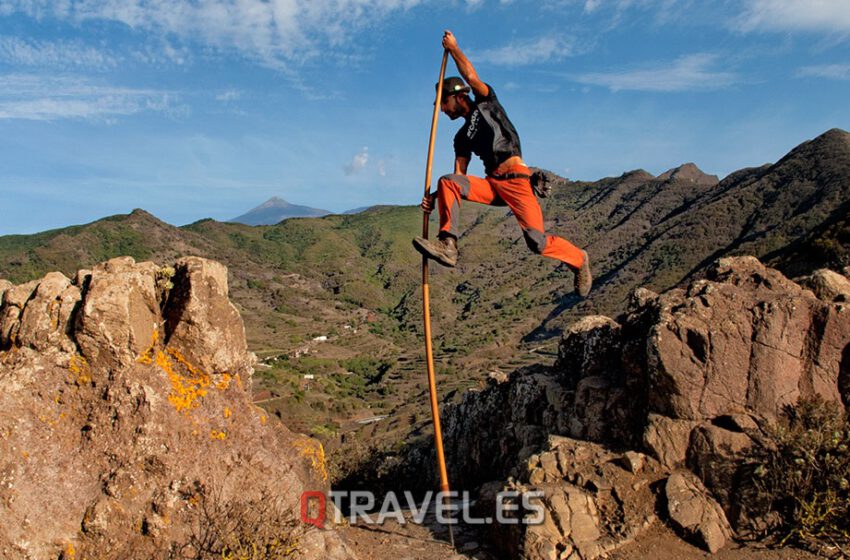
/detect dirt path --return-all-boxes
[340,518,825,560]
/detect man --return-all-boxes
[413,31,592,297]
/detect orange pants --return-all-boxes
[436,164,585,269]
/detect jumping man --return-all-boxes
[413,30,593,297]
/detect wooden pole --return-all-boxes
[421,49,455,548]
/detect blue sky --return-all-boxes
[1,0,849,235]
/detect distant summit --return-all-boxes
[230,196,330,226]
[657,163,719,185]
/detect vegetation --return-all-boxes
[740,397,850,555]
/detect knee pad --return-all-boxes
[523,229,547,254]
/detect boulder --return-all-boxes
[665,471,733,553]
[163,257,250,377]
[74,257,161,370]
[0,279,40,349]
[798,268,850,303]
[0,257,353,560]
[687,423,754,514]
[648,257,849,422]
[16,272,80,354]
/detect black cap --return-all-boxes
[437,76,470,98]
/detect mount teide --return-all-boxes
[229,196,331,225]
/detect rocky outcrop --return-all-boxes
[0,257,352,560]
[410,257,850,558]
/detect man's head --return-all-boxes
[437,76,471,120]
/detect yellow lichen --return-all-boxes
[136,329,159,365]
[223,407,232,419]
[216,373,232,390]
[68,355,91,385]
[156,349,211,414]
[260,415,267,425]
[293,438,328,482]
[210,429,227,440]
[65,542,75,560]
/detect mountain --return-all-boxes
[229,196,331,225]
[1,128,849,441]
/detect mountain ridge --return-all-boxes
[1,128,849,435]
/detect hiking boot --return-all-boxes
[412,235,458,267]
[574,250,592,297]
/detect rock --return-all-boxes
[687,423,753,513]
[621,451,645,474]
[0,257,352,559]
[665,472,732,553]
[393,256,849,558]
[488,369,509,384]
[555,316,621,388]
[798,268,850,302]
[0,279,40,349]
[504,438,664,560]
[0,279,12,300]
[16,272,80,353]
[74,257,161,370]
[643,414,697,468]
[164,257,251,376]
[649,256,848,422]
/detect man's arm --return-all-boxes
[443,31,489,98]
[454,156,470,175]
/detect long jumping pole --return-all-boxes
[421,49,455,549]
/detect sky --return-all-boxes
[1,0,849,235]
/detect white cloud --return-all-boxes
[573,53,739,92]
[797,63,850,80]
[344,146,369,175]
[0,35,116,69]
[736,0,850,33]
[0,74,182,120]
[215,89,242,102]
[474,35,576,66]
[0,0,428,70]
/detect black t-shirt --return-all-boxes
[453,85,522,175]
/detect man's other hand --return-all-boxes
[420,193,436,213]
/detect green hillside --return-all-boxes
[2,128,850,455]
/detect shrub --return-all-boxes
[739,397,849,554]
[180,479,300,559]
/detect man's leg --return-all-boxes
[435,173,498,239]
[492,175,592,296]
[413,173,497,267]
[491,176,584,268]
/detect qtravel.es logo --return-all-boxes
[300,490,545,529]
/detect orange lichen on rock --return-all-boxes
[215,373,232,391]
[136,330,214,414]
[223,407,232,419]
[157,349,211,414]
[136,329,159,366]
[293,438,328,482]
[209,429,227,440]
[68,355,91,385]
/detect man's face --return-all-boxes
[440,94,464,120]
